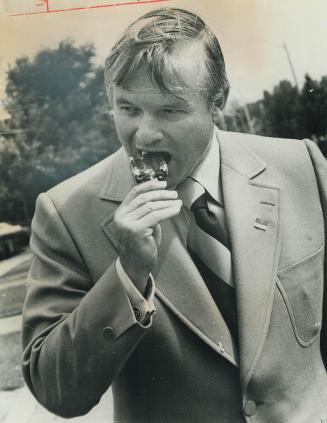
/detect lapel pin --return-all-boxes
[260,200,276,207]
[254,218,268,231]
[217,342,225,354]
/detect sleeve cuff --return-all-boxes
[116,257,156,324]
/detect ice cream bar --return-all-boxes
[129,152,168,184]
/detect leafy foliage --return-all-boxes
[301,74,327,138]
[226,75,327,144]
[0,41,119,223]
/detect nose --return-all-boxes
[135,113,164,149]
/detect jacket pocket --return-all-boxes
[276,245,324,347]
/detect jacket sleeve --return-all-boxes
[22,192,153,418]
[304,139,327,370]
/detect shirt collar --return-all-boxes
[178,126,223,209]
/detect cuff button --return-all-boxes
[244,400,256,416]
[133,307,142,322]
[102,326,115,341]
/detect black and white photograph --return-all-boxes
[0,1,327,422]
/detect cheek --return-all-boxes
[114,112,132,142]
[176,114,211,141]
[185,120,212,152]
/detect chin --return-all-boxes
[167,174,185,189]
[165,177,177,190]
[166,160,191,188]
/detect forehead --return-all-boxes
[113,43,208,104]
[112,41,208,92]
[169,41,208,88]
[113,70,205,108]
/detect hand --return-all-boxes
[112,180,182,292]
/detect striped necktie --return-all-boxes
[188,190,238,342]
[191,192,230,249]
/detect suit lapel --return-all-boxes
[218,130,282,388]
[154,212,238,366]
[99,132,283,379]
[100,147,238,366]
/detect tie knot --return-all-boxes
[191,192,209,212]
[190,191,229,250]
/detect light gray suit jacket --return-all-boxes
[22,130,327,422]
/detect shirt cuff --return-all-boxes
[116,257,156,324]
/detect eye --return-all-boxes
[162,108,181,114]
[119,105,139,114]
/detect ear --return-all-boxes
[210,95,223,125]
[210,95,228,129]
[210,91,226,122]
[211,100,220,123]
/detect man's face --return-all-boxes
[110,52,215,188]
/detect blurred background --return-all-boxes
[0,0,326,421]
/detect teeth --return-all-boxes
[135,149,143,158]
[137,150,169,160]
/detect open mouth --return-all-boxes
[129,150,170,184]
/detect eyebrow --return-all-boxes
[115,96,190,111]
[116,98,135,105]
[164,98,189,107]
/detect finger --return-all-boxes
[131,199,181,220]
[124,180,168,204]
[125,191,179,213]
[139,202,182,228]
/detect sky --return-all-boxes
[0,0,327,119]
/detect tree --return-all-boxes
[260,80,306,139]
[225,75,327,147]
[0,40,119,223]
[301,74,327,138]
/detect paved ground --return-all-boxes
[0,250,32,278]
[0,251,114,422]
[0,315,22,336]
[0,385,113,423]
[0,249,30,318]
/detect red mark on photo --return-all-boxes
[38,0,49,12]
[4,0,47,15]
[7,0,171,16]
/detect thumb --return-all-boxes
[153,224,162,247]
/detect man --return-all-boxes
[22,7,327,423]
